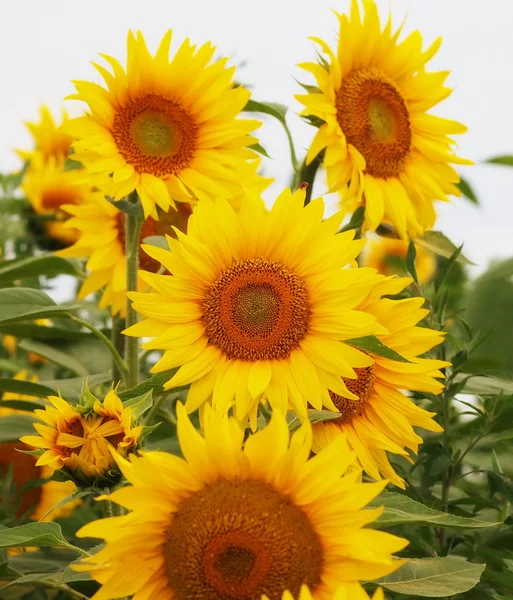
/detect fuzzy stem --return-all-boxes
[124,210,144,388]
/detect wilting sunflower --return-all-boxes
[73,404,406,600]
[21,390,142,481]
[64,30,261,217]
[264,585,385,600]
[312,276,447,488]
[362,236,436,284]
[22,154,100,246]
[17,104,72,165]
[296,0,470,238]
[58,193,192,317]
[125,188,387,424]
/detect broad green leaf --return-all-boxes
[0,572,60,591]
[369,491,499,529]
[0,399,46,412]
[346,336,410,363]
[40,373,111,401]
[339,206,365,233]
[453,374,513,395]
[486,155,513,166]
[18,340,88,377]
[288,409,341,432]
[143,235,168,250]
[0,523,68,550]
[457,176,479,204]
[0,414,37,442]
[0,255,83,284]
[8,548,78,574]
[415,231,474,265]
[118,369,178,400]
[59,564,94,584]
[0,323,92,342]
[0,378,55,398]
[406,240,418,283]
[375,557,485,596]
[123,390,153,420]
[0,288,80,325]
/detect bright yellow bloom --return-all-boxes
[64,30,261,218]
[21,390,142,480]
[125,188,387,425]
[264,584,385,600]
[17,105,72,165]
[362,236,436,284]
[297,0,470,239]
[74,405,406,600]
[22,154,100,246]
[312,276,447,488]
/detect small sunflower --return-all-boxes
[57,193,193,317]
[73,404,406,600]
[312,276,447,488]
[22,154,100,246]
[17,105,72,164]
[296,0,470,238]
[125,188,387,424]
[64,30,261,218]
[20,390,142,481]
[362,236,436,284]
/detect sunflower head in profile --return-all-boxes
[296,0,471,239]
[64,30,261,218]
[57,193,193,317]
[22,153,99,247]
[124,187,389,425]
[20,389,142,485]
[17,105,73,165]
[362,236,436,284]
[312,276,447,488]
[73,404,406,599]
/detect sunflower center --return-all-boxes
[164,479,323,600]
[203,258,310,361]
[330,363,376,425]
[335,68,411,178]
[115,202,192,273]
[112,93,198,177]
[66,419,84,438]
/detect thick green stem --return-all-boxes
[125,211,144,388]
[144,394,166,426]
[66,313,129,384]
[296,151,324,205]
[110,316,125,384]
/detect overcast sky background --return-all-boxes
[1,0,512,279]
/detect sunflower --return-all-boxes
[64,30,261,218]
[124,187,388,424]
[362,236,436,284]
[296,0,470,239]
[20,390,142,481]
[312,276,447,488]
[17,104,72,164]
[22,153,101,246]
[73,404,406,600]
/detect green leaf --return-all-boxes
[107,196,144,216]
[0,414,37,442]
[243,99,298,171]
[123,390,153,420]
[375,557,485,596]
[0,323,92,342]
[453,374,513,395]
[406,240,418,283]
[415,231,474,265]
[457,176,479,204]
[18,340,89,377]
[486,155,513,166]
[249,142,271,159]
[0,399,45,412]
[369,491,499,529]
[0,288,80,325]
[0,378,56,398]
[346,336,410,363]
[40,373,111,401]
[0,572,60,591]
[434,245,462,293]
[0,523,68,550]
[118,370,178,400]
[339,206,365,233]
[288,409,341,432]
[38,490,92,522]
[59,564,94,584]
[0,255,83,284]
[142,235,168,250]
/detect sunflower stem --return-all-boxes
[125,202,144,388]
[296,150,324,206]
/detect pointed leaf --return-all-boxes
[18,340,89,377]
[0,288,80,325]
[346,336,411,363]
[415,231,474,265]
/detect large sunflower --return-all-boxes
[21,390,142,481]
[362,236,436,284]
[64,30,261,217]
[296,0,470,238]
[125,188,387,424]
[22,153,99,246]
[17,105,72,164]
[312,276,447,488]
[74,404,406,600]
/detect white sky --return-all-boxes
[1,0,513,276]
